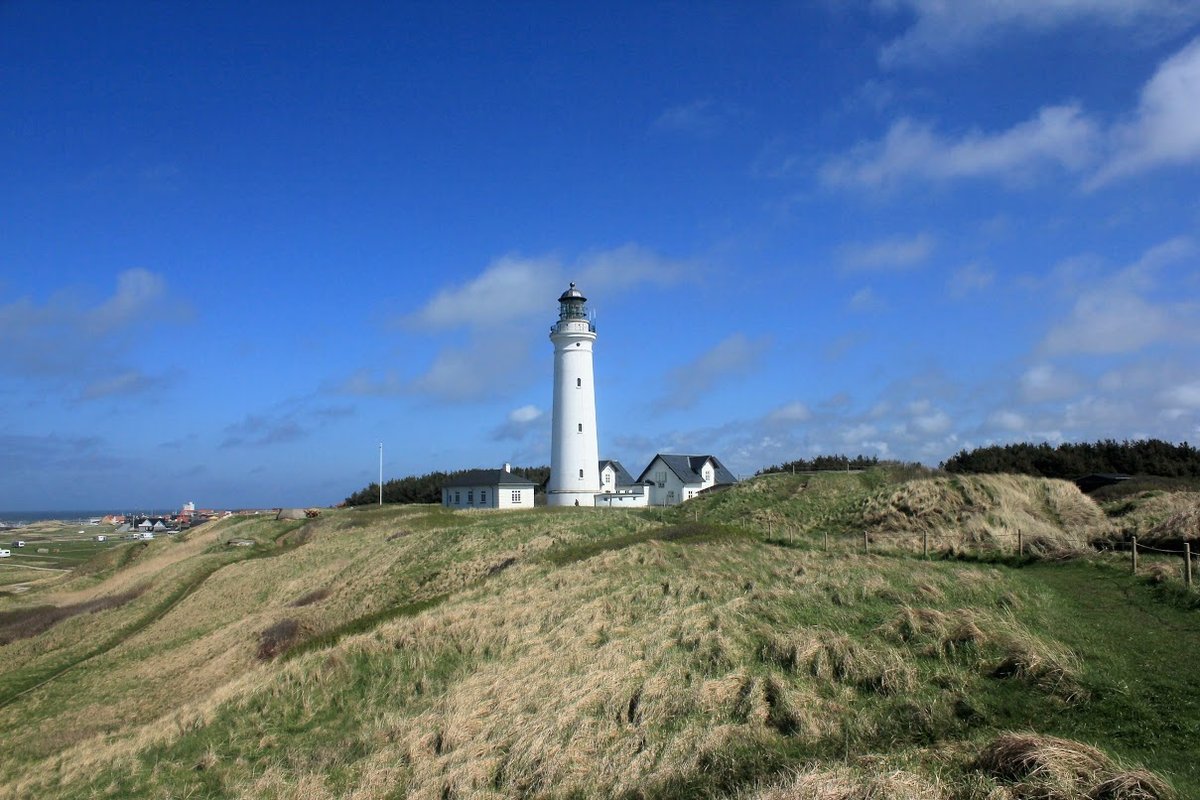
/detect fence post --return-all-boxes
[863,531,869,555]
[1132,536,1138,575]
[1186,542,1193,589]
[768,520,773,538]
[1018,529,1023,557]
[923,529,929,559]
[824,530,829,552]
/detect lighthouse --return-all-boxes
[547,283,600,507]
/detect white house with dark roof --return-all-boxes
[441,465,535,510]
[594,459,651,507]
[635,454,738,506]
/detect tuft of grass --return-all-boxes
[0,586,147,645]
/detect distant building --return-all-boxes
[442,465,535,510]
[636,454,738,506]
[595,459,650,507]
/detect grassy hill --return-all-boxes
[1,469,1197,799]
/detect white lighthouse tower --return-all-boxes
[548,283,600,507]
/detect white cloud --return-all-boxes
[876,0,1199,67]
[766,401,812,424]
[403,244,690,401]
[1161,381,1200,409]
[0,269,186,392]
[1091,36,1200,185]
[492,404,545,441]
[1040,237,1198,355]
[407,244,689,332]
[662,333,772,407]
[1020,364,1081,402]
[948,262,995,298]
[848,286,883,312]
[827,37,1200,191]
[823,105,1096,189]
[652,99,724,137]
[839,233,935,270]
[988,410,1028,431]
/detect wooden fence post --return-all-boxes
[1018,529,1023,557]
[1132,536,1138,575]
[863,531,869,555]
[768,520,773,538]
[923,530,929,559]
[1186,542,1193,589]
[824,531,829,552]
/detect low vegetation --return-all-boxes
[0,467,1195,799]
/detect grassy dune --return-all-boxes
[1,469,1197,799]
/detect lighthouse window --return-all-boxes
[579,468,584,478]
[576,378,581,387]
[577,423,583,432]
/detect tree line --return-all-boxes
[940,439,1200,479]
[756,454,885,475]
[344,466,551,507]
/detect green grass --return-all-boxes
[1,471,1197,799]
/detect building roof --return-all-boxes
[599,459,638,486]
[636,454,738,486]
[442,469,536,489]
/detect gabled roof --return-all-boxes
[442,469,536,489]
[636,454,738,486]
[599,459,638,487]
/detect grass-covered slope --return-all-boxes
[0,469,1196,799]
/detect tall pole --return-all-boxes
[378,442,383,506]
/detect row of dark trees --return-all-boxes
[344,466,551,507]
[941,439,1200,479]
[756,454,883,475]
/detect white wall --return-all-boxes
[443,485,532,510]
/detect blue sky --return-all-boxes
[3,1,1200,510]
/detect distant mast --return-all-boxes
[547,283,600,507]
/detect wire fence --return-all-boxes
[756,520,1197,590]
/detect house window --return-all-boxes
[454,491,460,504]
[655,471,667,487]
[480,490,487,504]
[604,472,611,484]
[511,490,521,503]
[467,490,473,503]
[703,468,712,481]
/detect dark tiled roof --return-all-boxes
[599,459,637,487]
[636,454,738,486]
[442,469,536,488]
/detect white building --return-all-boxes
[594,459,650,507]
[636,454,738,506]
[442,465,536,510]
[547,283,601,507]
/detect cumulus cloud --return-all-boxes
[1090,36,1200,186]
[652,99,725,137]
[0,268,186,397]
[1020,364,1082,403]
[1040,237,1198,355]
[839,233,935,271]
[766,401,812,425]
[491,404,545,441]
[407,244,690,332]
[876,0,1199,67]
[401,244,691,402]
[948,263,995,298]
[822,105,1096,189]
[661,333,772,408]
[826,36,1200,190]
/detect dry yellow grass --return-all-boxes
[862,475,1107,553]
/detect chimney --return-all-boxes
[503,462,511,473]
